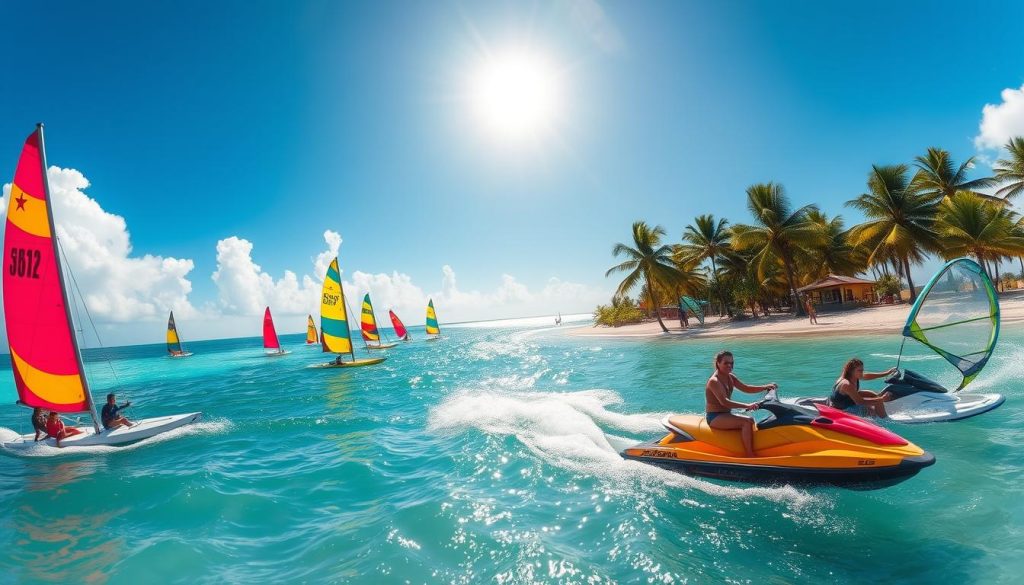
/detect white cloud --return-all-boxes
[431,265,607,322]
[565,0,625,54]
[211,235,323,317]
[1,167,197,323]
[975,83,1024,151]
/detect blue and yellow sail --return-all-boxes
[167,311,184,355]
[320,258,353,357]
[902,258,999,390]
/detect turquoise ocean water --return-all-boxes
[0,318,1022,584]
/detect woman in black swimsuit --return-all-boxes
[829,358,896,417]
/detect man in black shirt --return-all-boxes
[101,393,134,431]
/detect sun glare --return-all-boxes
[469,49,563,143]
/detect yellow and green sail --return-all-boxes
[320,257,353,357]
[425,299,440,336]
[902,258,1000,391]
[360,294,380,342]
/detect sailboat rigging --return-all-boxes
[1,125,201,452]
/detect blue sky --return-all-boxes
[2,1,1024,344]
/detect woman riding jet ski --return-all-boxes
[621,389,935,489]
[794,258,1005,424]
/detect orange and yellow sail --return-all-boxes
[3,126,91,412]
[306,314,318,344]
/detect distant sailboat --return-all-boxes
[0,125,201,451]
[263,307,289,356]
[314,257,386,368]
[167,311,193,357]
[361,294,398,350]
[306,314,319,345]
[425,299,441,341]
[389,310,411,341]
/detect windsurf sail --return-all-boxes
[263,306,281,351]
[320,257,354,358]
[680,296,705,326]
[389,310,409,340]
[306,314,318,344]
[426,299,440,336]
[361,294,381,343]
[167,311,185,355]
[3,125,95,415]
[901,257,1000,391]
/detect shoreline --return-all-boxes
[569,292,1024,340]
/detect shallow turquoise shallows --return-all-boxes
[1,320,1022,584]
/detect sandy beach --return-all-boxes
[570,290,1024,339]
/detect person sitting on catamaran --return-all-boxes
[32,408,49,442]
[45,411,82,448]
[101,394,134,430]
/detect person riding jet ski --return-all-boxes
[705,350,777,458]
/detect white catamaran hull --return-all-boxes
[790,392,1004,424]
[885,392,1004,423]
[0,412,202,452]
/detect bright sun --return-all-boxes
[469,49,563,143]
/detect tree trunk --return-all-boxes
[995,259,1002,292]
[646,272,668,333]
[710,257,730,318]
[1018,256,1023,280]
[902,257,917,302]
[781,255,805,316]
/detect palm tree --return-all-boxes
[799,210,865,281]
[846,165,938,302]
[934,191,1024,280]
[994,137,1024,201]
[911,147,999,203]
[730,182,822,315]
[606,221,684,333]
[677,214,731,316]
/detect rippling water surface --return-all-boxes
[0,319,1022,584]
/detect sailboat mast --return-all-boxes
[37,124,101,433]
[342,288,356,361]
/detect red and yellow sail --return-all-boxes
[360,294,380,342]
[306,314,318,344]
[263,306,281,350]
[3,127,90,412]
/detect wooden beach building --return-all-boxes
[797,274,877,307]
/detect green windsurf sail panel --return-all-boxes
[680,296,705,326]
[902,258,1000,391]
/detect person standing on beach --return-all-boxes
[803,295,818,324]
[705,350,777,458]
